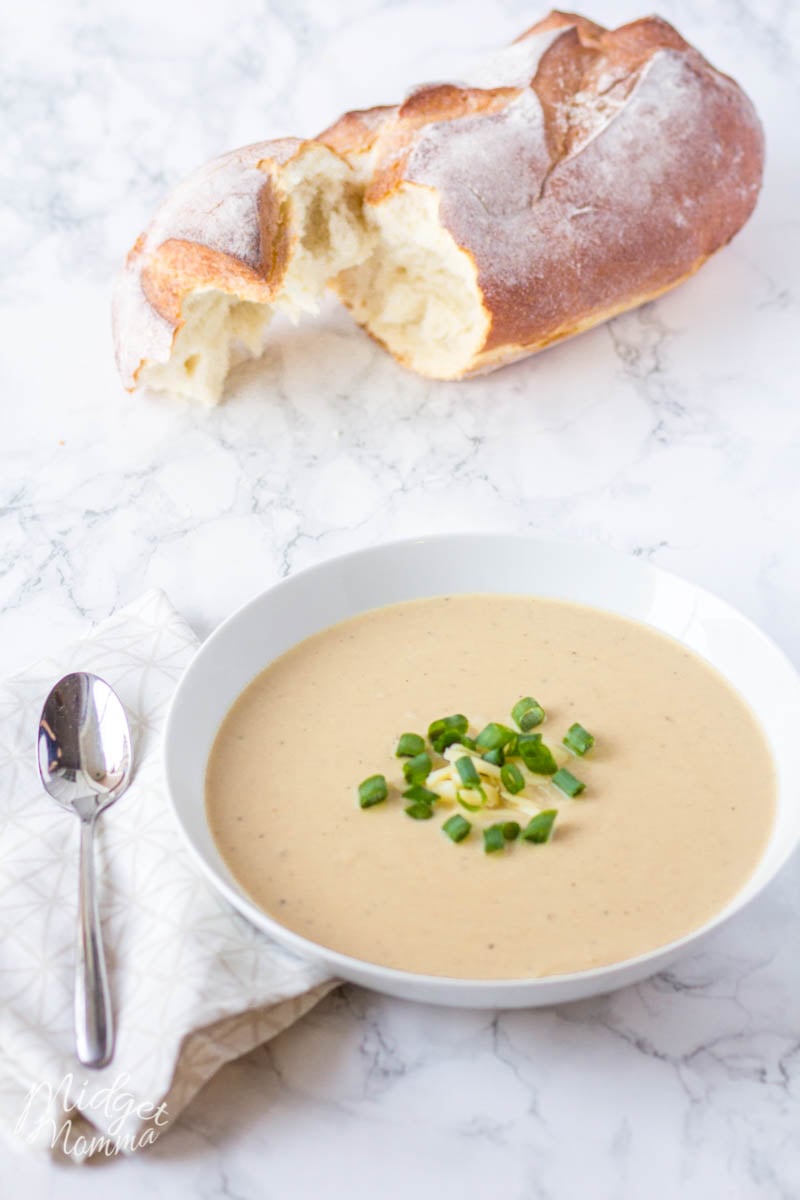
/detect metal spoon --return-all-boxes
[37,673,133,1068]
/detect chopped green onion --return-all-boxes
[455,755,481,788]
[475,722,516,752]
[512,697,545,731]
[396,732,425,758]
[428,713,468,740]
[521,809,557,843]
[520,706,545,731]
[428,714,468,753]
[457,787,486,812]
[402,785,438,805]
[501,762,525,794]
[403,751,432,786]
[442,814,471,843]
[358,775,388,808]
[552,767,585,798]
[405,802,434,820]
[518,736,558,775]
[483,825,505,853]
[360,700,592,851]
[434,731,465,754]
[563,723,594,756]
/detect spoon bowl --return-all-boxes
[38,672,132,815]
[38,672,133,1068]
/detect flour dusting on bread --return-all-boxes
[112,10,764,400]
[113,141,373,403]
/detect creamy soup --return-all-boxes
[206,595,776,979]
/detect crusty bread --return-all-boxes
[113,11,763,402]
[113,139,374,403]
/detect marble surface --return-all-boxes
[1,0,799,1194]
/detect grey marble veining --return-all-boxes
[1,0,799,1194]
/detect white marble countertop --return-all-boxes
[2,0,799,1194]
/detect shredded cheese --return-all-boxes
[425,742,559,819]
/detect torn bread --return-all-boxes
[113,11,763,401]
[112,138,373,404]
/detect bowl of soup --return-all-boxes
[164,535,800,1007]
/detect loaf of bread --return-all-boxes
[113,11,763,403]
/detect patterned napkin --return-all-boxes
[0,591,336,1161]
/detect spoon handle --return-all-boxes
[75,810,114,1068]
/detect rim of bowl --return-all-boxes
[163,532,800,994]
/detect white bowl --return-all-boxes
[164,535,800,1007]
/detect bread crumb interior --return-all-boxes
[141,145,487,403]
[336,185,488,379]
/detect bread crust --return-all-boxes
[318,105,397,157]
[350,11,764,376]
[112,10,764,391]
[112,139,306,388]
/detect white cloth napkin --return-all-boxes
[0,590,336,1161]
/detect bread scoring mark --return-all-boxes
[112,11,765,392]
[400,32,763,355]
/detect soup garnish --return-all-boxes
[442,814,471,843]
[395,732,425,757]
[563,723,594,756]
[357,774,388,809]
[511,697,546,731]
[552,768,586,798]
[521,810,558,843]
[356,699,595,853]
